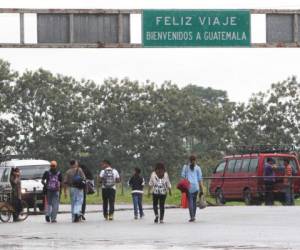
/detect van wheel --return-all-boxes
[215,188,225,205]
[243,189,252,205]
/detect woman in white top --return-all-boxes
[148,162,172,223]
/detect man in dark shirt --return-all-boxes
[264,158,276,205]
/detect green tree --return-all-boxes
[234,77,300,146]
[0,59,18,156]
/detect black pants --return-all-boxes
[153,194,167,220]
[265,182,274,205]
[12,197,22,221]
[102,188,116,216]
[81,187,87,215]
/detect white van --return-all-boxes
[0,159,50,211]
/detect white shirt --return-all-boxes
[99,167,120,190]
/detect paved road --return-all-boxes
[1,206,300,250]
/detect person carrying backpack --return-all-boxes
[99,160,120,220]
[63,160,86,222]
[128,167,145,219]
[42,160,62,223]
[148,162,171,224]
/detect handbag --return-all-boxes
[177,165,191,193]
[86,180,95,195]
[199,194,207,209]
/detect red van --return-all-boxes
[209,148,300,205]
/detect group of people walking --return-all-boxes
[39,155,204,224]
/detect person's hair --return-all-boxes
[134,167,141,175]
[102,160,111,166]
[79,163,86,170]
[266,158,273,163]
[155,162,165,172]
[70,159,76,166]
[284,159,290,164]
[189,155,196,161]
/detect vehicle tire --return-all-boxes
[0,204,12,223]
[19,201,29,221]
[215,188,225,205]
[243,189,252,205]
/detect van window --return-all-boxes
[264,157,298,174]
[234,159,243,172]
[215,161,226,173]
[249,158,259,172]
[227,160,236,173]
[1,168,10,182]
[19,165,49,180]
[241,158,251,172]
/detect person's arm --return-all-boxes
[115,170,120,183]
[128,176,133,187]
[79,168,86,180]
[148,174,154,197]
[181,165,187,179]
[198,167,205,196]
[41,171,47,186]
[99,170,104,184]
[141,177,145,186]
[164,172,172,196]
[63,172,68,199]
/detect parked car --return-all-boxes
[0,159,50,211]
[209,148,300,205]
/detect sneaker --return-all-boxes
[81,215,86,221]
[74,214,80,223]
[134,215,138,220]
[51,220,57,223]
[189,218,195,222]
[104,214,108,220]
[154,216,159,223]
[108,214,114,221]
[140,213,145,219]
[160,220,164,224]
[45,215,50,223]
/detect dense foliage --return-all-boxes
[0,59,299,181]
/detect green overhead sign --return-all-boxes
[142,10,251,47]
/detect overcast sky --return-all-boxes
[0,0,299,103]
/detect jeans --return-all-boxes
[132,193,144,217]
[153,194,166,220]
[46,191,60,221]
[102,188,116,217]
[70,187,84,221]
[264,182,274,206]
[284,185,294,205]
[187,191,198,219]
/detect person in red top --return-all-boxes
[283,159,294,205]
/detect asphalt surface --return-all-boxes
[1,205,300,250]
